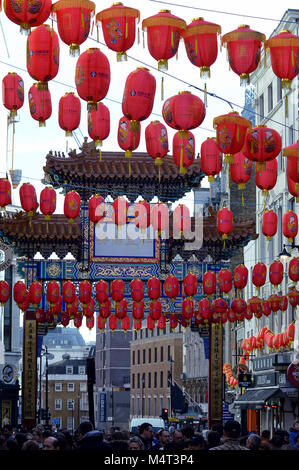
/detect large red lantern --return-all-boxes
[4,0,52,34]
[248,296,262,315]
[0,179,12,210]
[50,294,62,316]
[243,125,282,170]
[14,281,27,306]
[172,130,195,174]
[282,211,298,242]
[265,30,299,89]
[96,3,140,62]
[52,0,95,56]
[66,296,78,318]
[118,116,141,175]
[283,141,299,191]
[198,298,211,323]
[217,207,233,243]
[122,67,156,130]
[221,25,265,85]
[36,308,45,324]
[88,102,110,148]
[83,298,95,318]
[58,92,81,137]
[46,280,60,306]
[151,202,169,234]
[29,281,42,307]
[145,121,169,181]
[0,281,9,305]
[163,91,206,133]
[115,299,127,320]
[213,111,252,163]
[19,182,38,224]
[182,297,194,321]
[268,294,281,313]
[109,315,118,332]
[164,275,179,300]
[218,269,232,294]
[149,299,162,321]
[280,295,288,312]
[132,300,144,320]
[89,194,106,225]
[269,260,283,289]
[112,197,129,228]
[289,257,299,285]
[288,289,299,308]
[62,281,76,305]
[133,319,142,332]
[142,10,186,71]
[173,204,191,236]
[227,308,236,323]
[183,273,197,298]
[234,264,248,292]
[45,310,54,324]
[203,271,216,297]
[111,279,125,303]
[134,200,151,231]
[255,159,277,201]
[287,174,299,201]
[229,151,252,204]
[200,137,223,183]
[182,17,221,78]
[243,307,253,321]
[121,316,130,333]
[147,277,161,300]
[99,299,111,319]
[157,315,166,330]
[130,278,144,302]
[212,297,228,314]
[64,191,81,223]
[60,312,69,328]
[252,262,267,293]
[79,280,92,307]
[262,209,277,241]
[169,315,178,331]
[231,298,247,314]
[40,186,56,229]
[28,84,52,127]
[27,24,59,90]
[75,47,110,111]
[2,72,24,118]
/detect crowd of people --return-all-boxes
[0,418,299,451]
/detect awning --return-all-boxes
[233,387,281,408]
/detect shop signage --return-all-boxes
[208,324,223,427]
[99,392,107,422]
[287,361,299,388]
[238,373,252,388]
[22,311,37,429]
[254,371,276,387]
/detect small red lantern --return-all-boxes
[287,174,299,201]
[75,47,110,111]
[111,279,125,303]
[243,307,253,321]
[183,272,197,297]
[149,299,162,321]
[79,280,92,307]
[252,262,267,294]
[99,299,111,319]
[262,209,277,241]
[40,186,56,229]
[229,151,252,204]
[265,30,299,89]
[0,179,12,210]
[163,91,206,133]
[157,315,166,330]
[45,310,54,324]
[221,25,265,85]
[248,296,262,315]
[234,264,248,293]
[2,72,24,117]
[84,299,95,320]
[203,271,216,297]
[198,298,211,323]
[269,260,283,288]
[73,313,82,328]
[20,182,38,217]
[182,297,194,321]
[151,202,169,234]
[147,277,161,300]
[147,315,155,332]
[142,10,186,71]
[280,295,288,312]
[289,257,299,285]
[130,278,144,302]
[36,308,45,324]
[212,297,228,314]
[213,111,252,163]
[243,125,281,170]
[89,194,106,225]
[88,102,110,149]
[134,200,151,231]
[115,299,127,320]
[46,280,60,306]
[227,308,236,323]
[218,269,232,294]
[52,0,95,56]
[172,130,195,174]
[118,115,141,165]
[286,323,295,342]
[255,159,277,201]
[182,17,221,78]
[282,211,298,242]
[288,287,298,307]
[217,207,233,243]
[58,92,81,137]
[27,24,59,91]
[268,294,281,313]
[283,141,299,191]
[231,298,247,314]
[112,197,129,228]
[145,121,169,181]
[66,296,78,318]
[95,280,109,304]
[200,137,223,185]
[4,0,52,34]
[134,319,142,331]
[132,300,144,320]
[64,191,81,223]
[169,315,178,331]
[0,281,9,305]
[61,312,70,328]
[62,281,76,305]
[121,316,130,333]
[28,84,52,127]
[50,294,62,316]
[109,315,118,332]
[29,281,42,308]
[164,275,179,300]
[173,204,191,237]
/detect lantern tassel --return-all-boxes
[204,83,208,107]
[180,143,184,174]
[159,165,161,183]
[161,76,164,101]
[210,184,212,200]
[138,27,140,45]
[285,95,289,118]
[264,50,267,68]
[97,24,99,42]
[143,31,145,48]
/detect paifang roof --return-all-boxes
[43,138,205,202]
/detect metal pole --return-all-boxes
[77,393,80,428]
[142,378,145,418]
[45,345,49,427]
[39,354,42,424]
[72,400,74,435]
[111,386,114,427]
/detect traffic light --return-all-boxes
[41,408,47,420]
[161,408,168,421]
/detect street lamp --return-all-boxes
[279,243,299,263]
[40,345,50,427]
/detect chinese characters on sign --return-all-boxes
[22,311,37,429]
[209,324,223,427]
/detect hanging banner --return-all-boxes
[22,311,37,429]
[208,323,223,427]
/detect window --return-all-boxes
[160,371,163,388]
[288,197,295,212]
[55,383,62,392]
[168,345,171,361]
[137,350,140,365]
[154,397,157,416]
[277,77,282,102]
[145,329,148,338]
[67,399,74,410]
[148,372,151,388]
[131,397,135,415]
[140,329,143,339]
[289,125,294,145]
[143,349,146,364]
[259,94,264,121]
[137,373,140,389]
[154,372,157,388]
[154,347,157,362]
[67,417,74,431]
[157,328,160,336]
[67,383,75,392]
[148,397,151,416]
[80,382,87,392]
[66,366,73,374]
[55,399,62,410]
[160,346,164,362]
[78,366,85,375]
[160,398,163,414]
[132,351,135,365]
[132,374,135,389]
[268,83,273,112]
[148,348,151,363]
[137,397,140,415]
[163,327,167,335]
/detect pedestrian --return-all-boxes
[269,431,284,450]
[259,441,272,451]
[128,436,144,450]
[206,431,221,450]
[182,435,205,451]
[209,420,249,450]
[152,429,171,450]
[3,438,18,451]
[22,440,40,451]
[181,425,194,441]
[211,423,224,442]
[261,429,271,443]
[76,421,112,451]
[32,428,43,449]
[14,432,28,450]
[43,436,59,450]
[246,434,261,450]
[138,423,154,450]
[172,429,183,446]
[289,419,299,449]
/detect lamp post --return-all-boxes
[77,393,80,428]
[279,243,299,263]
[168,357,174,418]
[45,345,49,427]
[141,375,145,418]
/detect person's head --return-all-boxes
[43,436,59,450]
[259,441,272,451]
[32,428,42,443]
[223,420,241,439]
[185,435,205,450]
[3,438,18,451]
[139,423,153,440]
[21,440,40,451]
[293,419,299,431]
[14,432,27,450]
[261,430,270,442]
[181,425,194,441]
[211,423,224,437]
[2,424,13,438]
[59,430,73,450]
[172,430,183,444]
[270,432,284,449]
[128,436,144,450]
[296,435,299,447]
[54,433,68,451]
[41,430,53,441]
[77,421,94,439]
[207,431,221,448]
[282,431,289,443]
[111,440,129,450]
[246,434,261,450]
[158,429,171,445]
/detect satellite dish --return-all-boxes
[62,353,71,360]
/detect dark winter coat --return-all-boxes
[76,430,112,451]
[289,427,299,449]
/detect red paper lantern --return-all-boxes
[75,47,110,111]
[244,125,281,169]
[265,30,299,89]
[20,182,38,221]
[27,24,59,90]
[287,174,299,201]
[172,130,195,174]
[255,158,277,198]
[221,25,265,85]
[40,186,56,227]
[227,308,236,323]
[203,271,216,297]
[169,315,178,331]
[229,151,252,199]
[269,260,283,288]
[29,281,42,307]
[109,315,118,332]
[36,308,45,324]
[133,319,142,331]
[213,111,252,163]
[111,279,125,303]
[122,67,156,130]
[198,298,211,323]
[147,315,155,332]
[130,278,144,302]
[58,92,81,137]
[46,280,60,306]
[19,291,30,312]
[282,211,298,242]
[218,269,232,294]
[0,281,9,305]
[212,297,228,314]
[231,298,247,314]
[289,257,299,285]
[243,307,253,321]
[248,296,262,315]
[28,84,52,127]
[50,294,62,316]
[62,281,76,305]
[142,10,186,71]
[118,115,141,161]
[164,275,179,300]
[173,204,191,236]
[89,194,106,225]
[134,200,151,230]
[96,3,140,62]
[2,72,24,117]
[151,202,169,234]
[4,0,52,34]
[280,295,288,312]
[217,207,233,242]
[182,17,221,78]
[149,299,162,321]
[200,137,223,183]
[121,316,130,333]
[194,310,204,325]
[66,296,78,318]
[268,294,281,313]
[147,277,161,300]
[61,312,70,328]
[112,197,129,228]
[79,280,92,307]
[183,272,197,297]
[99,299,111,319]
[211,311,221,325]
[45,310,54,324]
[145,121,169,180]
[234,264,248,292]
[84,298,95,319]
[162,91,205,133]
[157,315,166,330]
[286,322,295,342]
[95,280,109,304]
[52,0,95,56]
[64,191,81,223]
[0,179,12,210]
[252,262,267,293]
[181,297,194,321]
[132,300,144,320]
[262,209,277,241]
[115,299,127,320]
[284,141,299,190]
[88,102,110,148]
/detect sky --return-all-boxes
[1,0,299,341]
